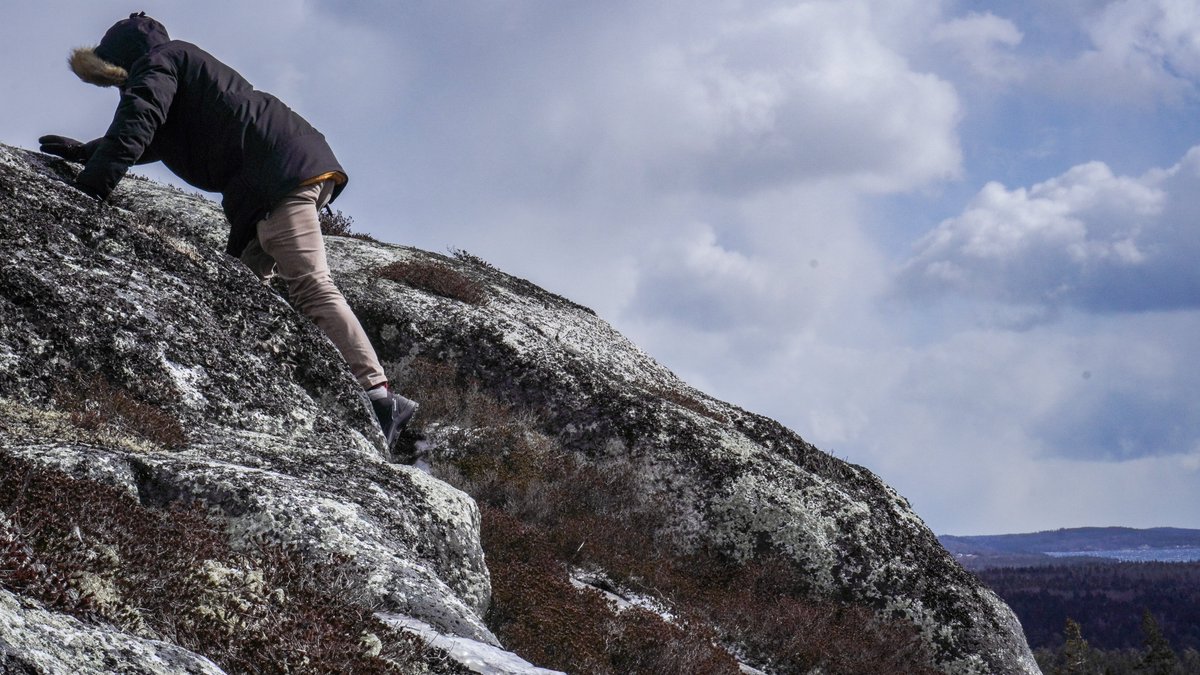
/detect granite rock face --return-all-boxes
[0,144,498,672]
[0,587,225,675]
[0,142,1037,674]
[328,234,1040,671]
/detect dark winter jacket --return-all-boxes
[71,14,347,256]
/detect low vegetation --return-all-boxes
[318,208,378,242]
[449,247,497,272]
[55,373,186,449]
[405,356,940,675]
[0,452,466,674]
[377,259,489,306]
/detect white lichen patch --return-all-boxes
[324,236,414,274]
[162,357,210,412]
[707,470,840,591]
[707,428,763,465]
[188,559,283,635]
[121,449,495,642]
[0,347,19,373]
[482,285,677,389]
[72,571,151,637]
[361,631,384,658]
[235,406,323,446]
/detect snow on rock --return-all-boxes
[379,614,565,675]
[569,570,676,623]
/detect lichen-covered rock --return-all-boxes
[322,227,1040,672]
[0,141,1037,674]
[0,144,495,667]
[0,588,226,675]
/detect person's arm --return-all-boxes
[75,58,177,199]
[134,144,161,165]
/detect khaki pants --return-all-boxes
[240,181,387,389]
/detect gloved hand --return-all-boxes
[39,135,90,163]
[72,180,106,201]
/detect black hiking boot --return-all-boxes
[373,391,419,448]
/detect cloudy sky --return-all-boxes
[4,1,1199,536]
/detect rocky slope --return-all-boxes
[0,143,1038,674]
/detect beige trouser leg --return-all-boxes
[240,181,388,390]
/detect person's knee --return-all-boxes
[240,240,277,280]
[288,273,344,313]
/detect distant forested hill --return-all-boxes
[942,527,1200,555]
[973,562,1200,652]
[940,527,1200,569]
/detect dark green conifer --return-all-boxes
[1139,609,1178,675]
[1054,618,1091,675]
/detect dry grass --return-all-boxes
[377,260,488,306]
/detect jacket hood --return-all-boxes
[69,12,169,87]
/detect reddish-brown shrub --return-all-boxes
[643,385,730,424]
[377,260,488,306]
[483,507,739,675]
[695,557,940,675]
[55,373,186,449]
[0,454,466,674]
[420,368,942,674]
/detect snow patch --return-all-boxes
[569,570,676,623]
[378,614,564,675]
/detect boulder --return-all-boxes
[0,144,496,672]
[0,142,1038,674]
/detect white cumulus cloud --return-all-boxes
[896,147,1200,316]
[1045,0,1200,103]
[930,12,1025,83]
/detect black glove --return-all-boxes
[72,179,107,202]
[39,135,91,163]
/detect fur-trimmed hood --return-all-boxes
[70,12,169,87]
[68,22,346,255]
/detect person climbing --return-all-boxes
[39,12,418,448]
